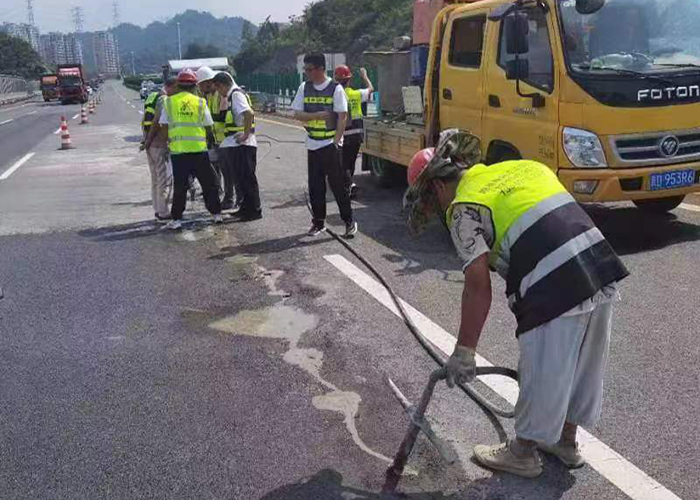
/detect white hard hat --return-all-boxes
[195,66,217,83]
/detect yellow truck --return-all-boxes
[363,0,700,212]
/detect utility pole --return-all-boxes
[71,6,85,33]
[176,22,182,59]
[27,0,35,26]
[131,51,136,75]
[112,1,120,28]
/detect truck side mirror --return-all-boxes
[505,13,529,55]
[575,0,606,15]
[506,59,529,81]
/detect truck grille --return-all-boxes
[610,129,700,166]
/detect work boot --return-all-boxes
[473,441,543,478]
[538,441,585,469]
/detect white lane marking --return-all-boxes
[0,119,13,126]
[324,253,684,500]
[258,116,305,131]
[53,126,62,134]
[0,152,35,180]
[138,110,144,115]
[72,113,79,120]
[27,110,37,115]
[0,103,28,112]
[679,203,700,213]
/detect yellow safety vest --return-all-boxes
[447,160,568,268]
[344,87,364,135]
[164,91,208,154]
[207,91,226,144]
[447,160,628,335]
[224,90,256,136]
[142,91,159,130]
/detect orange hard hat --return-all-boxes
[177,68,198,84]
[408,148,435,186]
[334,65,353,81]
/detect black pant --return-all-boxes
[171,152,222,220]
[220,147,244,205]
[231,146,261,216]
[308,144,353,227]
[342,134,363,190]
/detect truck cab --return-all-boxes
[365,0,700,212]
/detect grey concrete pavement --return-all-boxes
[0,83,698,500]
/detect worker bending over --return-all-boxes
[212,71,262,221]
[160,69,223,230]
[292,52,357,238]
[333,65,374,199]
[404,130,629,478]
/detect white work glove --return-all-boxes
[445,346,476,388]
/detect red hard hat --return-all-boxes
[408,148,435,186]
[177,68,197,84]
[334,65,353,80]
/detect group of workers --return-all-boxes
[140,54,629,481]
[140,66,261,230]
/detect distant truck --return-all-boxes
[57,64,88,105]
[39,74,59,102]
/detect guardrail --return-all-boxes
[0,74,33,106]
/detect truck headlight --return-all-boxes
[563,127,607,168]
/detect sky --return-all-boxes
[1,0,313,33]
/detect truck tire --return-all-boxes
[633,195,685,213]
[369,155,403,188]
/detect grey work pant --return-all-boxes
[146,146,172,218]
[514,289,616,444]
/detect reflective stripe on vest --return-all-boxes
[344,87,364,135]
[447,160,628,335]
[303,81,338,139]
[142,92,159,127]
[207,91,226,144]
[164,92,208,154]
[224,90,256,136]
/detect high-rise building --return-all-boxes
[39,32,84,67]
[93,31,120,76]
[1,22,40,52]
[39,32,66,66]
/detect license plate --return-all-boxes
[649,169,696,191]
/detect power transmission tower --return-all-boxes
[27,0,35,26]
[71,6,85,33]
[112,1,120,28]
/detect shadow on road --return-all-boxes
[257,467,576,500]
[585,204,700,255]
[210,233,331,261]
[111,200,153,207]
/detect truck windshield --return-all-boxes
[559,0,700,75]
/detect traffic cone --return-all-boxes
[58,115,75,150]
[80,105,88,124]
[88,100,95,114]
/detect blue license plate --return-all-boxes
[649,169,696,191]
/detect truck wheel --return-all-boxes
[369,155,402,188]
[633,195,685,213]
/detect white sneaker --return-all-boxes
[538,441,585,468]
[164,220,182,230]
[213,214,224,224]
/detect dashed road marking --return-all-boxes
[324,253,684,500]
[72,113,79,120]
[0,119,13,126]
[0,152,35,180]
[53,127,62,134]
[679,203,700,213]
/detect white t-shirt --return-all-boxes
[159,94,214,126]
[291,78,348,151]
[357,88,371,103]
[221,88,257,149]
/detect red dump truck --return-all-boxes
[57,64,88,105]
[40,74,59,102]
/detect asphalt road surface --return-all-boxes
[1,84,699,500]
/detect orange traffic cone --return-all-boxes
[58,115,75,150]
[80,105,88,124]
